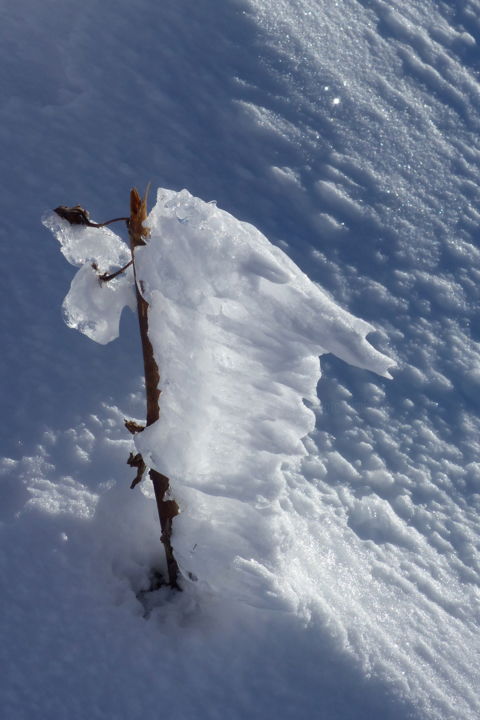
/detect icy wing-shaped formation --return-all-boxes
[132,188,394,600]
[44,189,394,603]
[42,213,135,344]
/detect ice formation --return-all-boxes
[45,188,394,598]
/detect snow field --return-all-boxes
[1,0,480,717]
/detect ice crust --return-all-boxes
[46,188,393,597]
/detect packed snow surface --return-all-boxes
[45,187,393,598]
[2,0,480,718]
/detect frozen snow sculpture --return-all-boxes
[44,188,394,604]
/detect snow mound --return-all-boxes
[45,187,394,602]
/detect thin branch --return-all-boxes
[53,190,181,590]
[95,217,130,227]
[128,186,180,589]
[92,259,133,283]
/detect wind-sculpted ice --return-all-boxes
[45,188,394,602]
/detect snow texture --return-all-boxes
[2,0,480,718]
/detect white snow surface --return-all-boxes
[2,0,480,718]
[45,187,393,599]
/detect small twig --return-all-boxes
[129,185,180,589]
[92,259,133,283]
[53,190,181,590]
[95,216,130,227]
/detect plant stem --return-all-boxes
[55,195,181,589]
[128,188,180,590]
[97,259,133,283]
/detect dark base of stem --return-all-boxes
[150,469,181,590]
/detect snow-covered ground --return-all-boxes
[1,1,480,718]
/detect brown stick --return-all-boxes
[54,194,181,589]
[128,187,181,590]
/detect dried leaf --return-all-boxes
[127,452,147,489]
[128,184,151,246]
[124,419,145,434]
[54,205,93,226]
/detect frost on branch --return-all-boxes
[44,188,394,603]
[43,212,135,344]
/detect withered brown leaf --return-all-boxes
[54,205,93,226]
[128,184,151,246]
